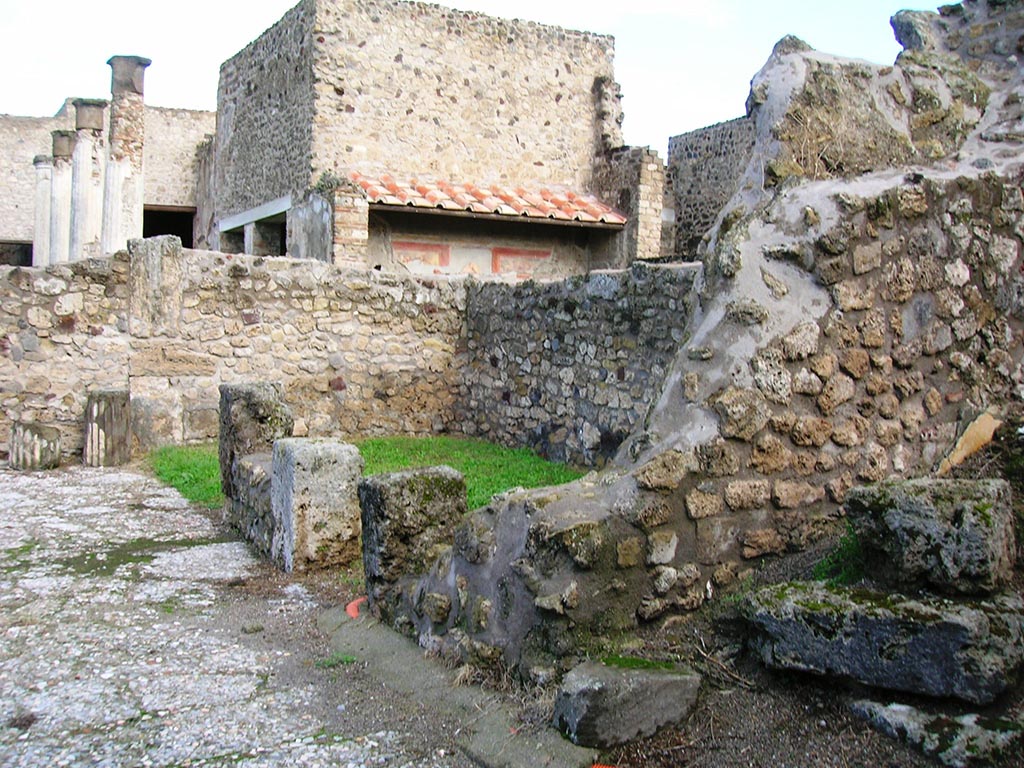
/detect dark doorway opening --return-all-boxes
[0,242,32,267]
[143,207,195,248]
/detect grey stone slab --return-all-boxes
[744,581,1024,705]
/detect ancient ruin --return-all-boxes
[2,0,1023,762]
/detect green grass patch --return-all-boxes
[356,435,584,509]
[148,436,583,513]
[315,652,357,669]
[149,443,225,509]
[812,522,865,586]
[601,654,675,671]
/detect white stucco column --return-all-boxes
[49,131,76,265]
[101,55,151,255]
[70,98,107,260]
[32,155,52,267]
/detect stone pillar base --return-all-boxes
[9,422,62,471]
[83,389,131,467]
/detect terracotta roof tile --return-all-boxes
[349,171,627,226]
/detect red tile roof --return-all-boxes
[349,171,627,226]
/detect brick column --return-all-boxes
[70,99,107,260]
[32,155,52,267]
[49,130,76,265]
[101,55,151,255]
[591,146,666,268]
[332,182,369,267]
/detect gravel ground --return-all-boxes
[0,464,473,768]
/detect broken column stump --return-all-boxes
[9,422,62,471]
[83,389,131,467]
[271,438,365,572]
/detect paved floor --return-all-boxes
[0,465,468,767]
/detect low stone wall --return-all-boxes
[458,263,699,466]
[0,236,467,458]
[220,382,363,571]
[0,256,131,456]
[132,237,467,446]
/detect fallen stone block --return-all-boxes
[553,660,701,748]
[218,383,293,499]
[271,438,364,572]
[744,582,1024,705]
[845,478,1016,594]
[8,422,61,471]
[852,700,1023,768]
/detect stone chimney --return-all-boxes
[101,55,151,254]
[49,130,76,264]
[70,98,107,260]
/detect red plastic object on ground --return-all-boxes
[345,595,367,619]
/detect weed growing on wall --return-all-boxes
[812,522,865,586]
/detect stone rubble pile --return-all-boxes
[744,477,1023,766]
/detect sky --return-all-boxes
[0,0,932,156]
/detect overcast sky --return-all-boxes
[0,0,931,156]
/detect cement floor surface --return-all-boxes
[0,464,590,767]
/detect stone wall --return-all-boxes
[458,263,699,466]
[129,238,467,447]
[666,117,755,260]
[0,236,466,459]
[213,0,317,218]
[143,107,216,208]
[309,0,617,192]
[0,110,74,243]
[0,256,131,455]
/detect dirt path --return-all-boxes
[0,465,482,767]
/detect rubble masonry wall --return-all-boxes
[666,117,755,260]
[458,263,698,466]
[309,0,617,192]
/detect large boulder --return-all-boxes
[744,582,1024,705]
[553,660,701,748]
[845,479,1016,595]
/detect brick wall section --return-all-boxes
[143,107,216,208]
[309,0,617,191]
[214,0,317,218]
[667,117,755,259]
[592,147,666,269]
[457,263,699,466]
[331,184,370,266]
[0,110,74,242]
